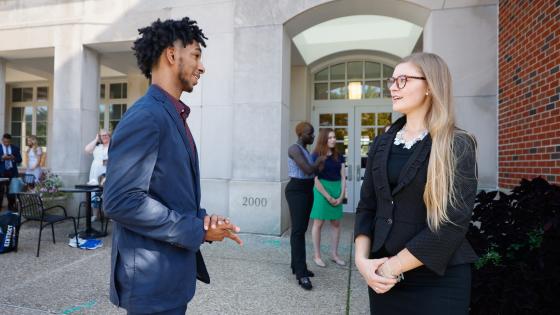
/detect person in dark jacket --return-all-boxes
[0,133,22,211]
[103,18,242,315]
[354,52,478,315]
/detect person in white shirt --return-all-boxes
[84,129,110,221]
[25,135,43,183]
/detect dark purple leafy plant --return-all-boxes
[467,177,560,315]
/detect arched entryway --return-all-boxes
[285,1,428,212]
[230,0,497,234]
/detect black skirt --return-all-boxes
[368,263,472,315]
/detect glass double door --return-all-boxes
[312,104,393,212]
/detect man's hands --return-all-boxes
[355,257,397,294]
[203,215,243,246]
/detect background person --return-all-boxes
[84,129,110,185]
[84,129,110,221]
[24,135,42,183]
[354,52,478,314]
[285,121,325,290]
[310,128,347,268]
[0,133,22,211]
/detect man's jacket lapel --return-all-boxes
[148,86,199,177]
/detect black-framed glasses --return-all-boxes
[387,75,426,89]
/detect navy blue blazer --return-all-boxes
[103,85,208,313]
[0,144,22,176]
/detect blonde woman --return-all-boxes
[354,53,478,314]
[25,135,42,183]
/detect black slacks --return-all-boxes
[0,171,18,211]
[285,178,314,278]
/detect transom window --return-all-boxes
[314,61,394,100]
[99,81,128,132]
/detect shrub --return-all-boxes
[467,177,560,314]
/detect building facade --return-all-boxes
[498,0,560,189]
[0,0,502,234]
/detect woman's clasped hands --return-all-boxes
[355,257,398,294]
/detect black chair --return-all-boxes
[22,174,37,191]
[77,194,109,234]
[16,192,79,257]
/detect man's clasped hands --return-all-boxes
[203,215,243,246]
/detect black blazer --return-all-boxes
[354,117,478,276]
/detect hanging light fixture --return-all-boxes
[348,81,362,100]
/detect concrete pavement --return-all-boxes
[0,213,369,314]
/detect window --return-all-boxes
[99,81,128,131]
[11,87,33,102]
[313,61,394,100]
[9,85,49,154]
[109,83,127,99]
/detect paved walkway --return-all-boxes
[0,213,369,314]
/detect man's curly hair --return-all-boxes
[132,17,208,79]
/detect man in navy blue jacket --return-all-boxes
[0,133,22,211]
[103,18,242,315]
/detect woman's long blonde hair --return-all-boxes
[401,53,470,231]
[26,135,39,154]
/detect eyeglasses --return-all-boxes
[100,134,110,138]
[387,75,426,90]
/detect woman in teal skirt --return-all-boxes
[310,128,347,267]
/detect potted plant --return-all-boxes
[30,170,67,207]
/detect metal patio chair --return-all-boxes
[16,192,79,257]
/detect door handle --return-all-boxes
[357,165,361,181]
[347,165,352,181]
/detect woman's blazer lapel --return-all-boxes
[372,117,432,198]
[372,131,394,202]
[391,136,431,196]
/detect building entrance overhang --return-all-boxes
[0,47,54,82]
[292,15,423,65]
[284,0,430,66]
[86,41,139,77]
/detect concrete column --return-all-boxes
[290,65,310,145]
[423,4,498,190]
[0,59,6,133]
[228,24,291,235]
[126,73,149,105]
[52,26,100,187]
[196,30,235,218]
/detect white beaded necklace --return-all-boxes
[394,125,428,149]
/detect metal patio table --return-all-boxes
[59,185,106,239]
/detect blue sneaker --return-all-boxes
[81,239,103,250]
